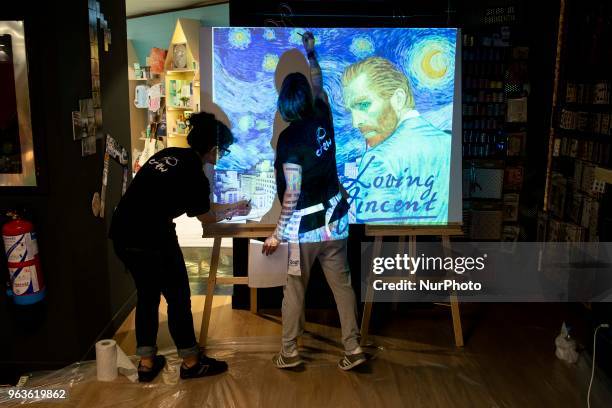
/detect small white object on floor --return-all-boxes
[555,322,579,364]
[95,339,138,382]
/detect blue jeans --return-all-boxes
[114,238,200,358]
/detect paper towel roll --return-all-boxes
[96,339,118,381]
[95,339,139,382]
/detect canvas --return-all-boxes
[207,27,459,224]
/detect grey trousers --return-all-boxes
[281,238,361,354]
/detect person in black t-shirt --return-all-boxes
[110,112,250,382]
[263,32,366,371]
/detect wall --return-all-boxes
[0,0,133,382]
[127,4,229,65]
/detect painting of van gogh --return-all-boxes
[211,27,457,225]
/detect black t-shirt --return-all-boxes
[274,99,348,233]
[109,147,210,246]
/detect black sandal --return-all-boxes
[138,355,166,383]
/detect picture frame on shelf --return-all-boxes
[172,43,188,69]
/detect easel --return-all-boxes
[360,224,465,347]
[198,223,275,347]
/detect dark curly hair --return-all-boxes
[186,112,234,155]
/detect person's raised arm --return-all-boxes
[302,32,327,104]
[263,163,302,255]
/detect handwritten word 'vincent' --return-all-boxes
[343,155,439,219]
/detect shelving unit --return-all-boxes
[167,107,193,111]
[542,79,611,241]
[164,18,201,148]
[127,39,168,174]
[461,25,530,242]
[166,69,197,74]
[127,39,149,164]
[541,0,612,243]
[540,0,612,379]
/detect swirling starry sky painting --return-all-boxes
[211,27,457,218]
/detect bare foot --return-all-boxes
[182,354,199,369]
[139,356,154,371]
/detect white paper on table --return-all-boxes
[248,239,288,288]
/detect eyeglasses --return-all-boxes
[218,147,231,158]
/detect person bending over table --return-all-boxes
[110,112,250,382]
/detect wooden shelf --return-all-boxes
[167,106,192,111]
[139,136,167,140]
[167,69,196,74]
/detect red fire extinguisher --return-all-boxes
[2,212,46,305]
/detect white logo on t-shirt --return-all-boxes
[148,156,178,173]
[315,127,331,157]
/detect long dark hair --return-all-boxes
[186,112,233,155]
[277,72,314,122]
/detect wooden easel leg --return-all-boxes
[442,235,464,347]
[199,236,221,347]
[408,235,416,261]
[449,292,464,347]
[248,241,257,314]
[250,288,258,314]
[391,236,407,312]
[360,236,383,345]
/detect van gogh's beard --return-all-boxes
[359,101,399,148]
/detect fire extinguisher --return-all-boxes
[2,211,46,305]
